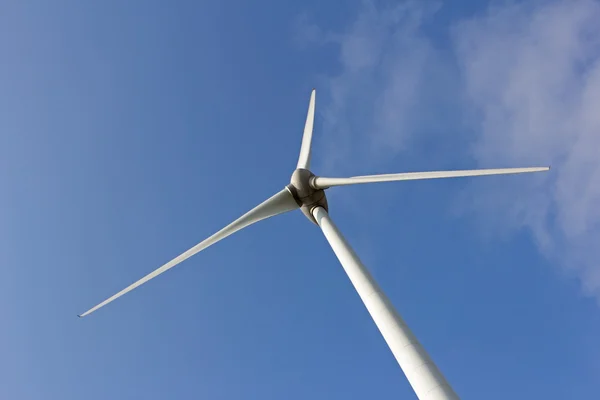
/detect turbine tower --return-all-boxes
[80,89,549,400]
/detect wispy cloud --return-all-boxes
[297,1,456,175]
[297,0,600,301]
[454,0,600,299]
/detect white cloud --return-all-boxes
[453,0,600,299]
[298,0,600,301]
[299,1,452,175]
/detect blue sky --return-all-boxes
[2,1,600,399]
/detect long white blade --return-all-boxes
[296,89,316,169]
[79,188,299,317]
[312,167,550,189]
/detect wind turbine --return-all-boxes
[80,89,549,400]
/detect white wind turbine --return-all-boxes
[80,89,549,400]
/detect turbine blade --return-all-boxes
[79,188,299,317]
[312,167,550,189]
[296,89,316,169]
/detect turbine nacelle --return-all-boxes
[287,168,328,224]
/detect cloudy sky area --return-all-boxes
[299,0,600,302]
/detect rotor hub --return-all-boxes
[287,168,328,224]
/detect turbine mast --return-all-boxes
[312,206,460,400]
